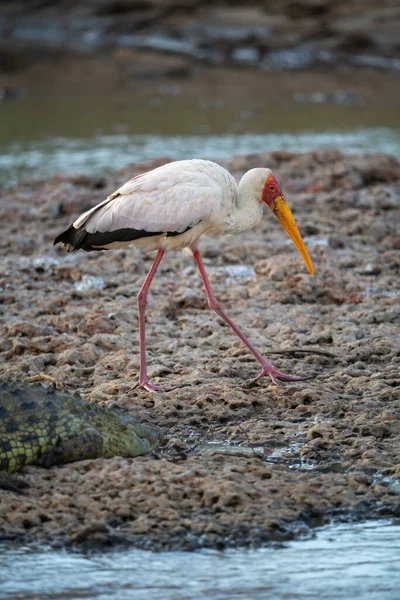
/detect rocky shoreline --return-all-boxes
[0,150,399,550]
[1,0,400,97]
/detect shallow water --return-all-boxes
[2,129,400,185]
[1,90,400,184]
[201,440,317,470]
[0,520,399,600]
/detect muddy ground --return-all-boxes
[0,150,399,550]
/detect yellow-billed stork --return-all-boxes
[54,159,314,392]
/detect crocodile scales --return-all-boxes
[0,382,161,476]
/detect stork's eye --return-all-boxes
[269,185,276,192]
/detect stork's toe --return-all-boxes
[253,367,315,385]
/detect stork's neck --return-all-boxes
[227,180,263,234]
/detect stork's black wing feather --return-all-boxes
[53,225,191,252]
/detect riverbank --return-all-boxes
[1,0,400,101]
[0,150,399,549]
[2,0,400,82]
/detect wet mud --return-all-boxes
[0,150,399,550]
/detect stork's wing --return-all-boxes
[74,162,224,235]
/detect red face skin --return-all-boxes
[262,174,284,209]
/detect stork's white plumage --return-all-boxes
[54,159,314,392]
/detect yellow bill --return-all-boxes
[271,195,314,276]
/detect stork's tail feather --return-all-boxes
[53,226,87,252]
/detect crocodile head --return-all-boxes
[98,412,163,458]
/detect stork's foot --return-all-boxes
[132,379,190,393]
[253,365,315,385]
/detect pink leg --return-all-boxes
[191,249,314,385]
[132,250,177,392]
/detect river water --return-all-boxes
[1,90,400,184]
[0,520,399,600]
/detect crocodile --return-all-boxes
[0,382,162,491]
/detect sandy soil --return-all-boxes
[0,150,399,550]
